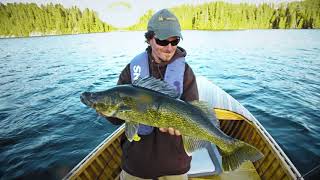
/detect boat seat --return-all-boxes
[188,144,222,177]
[188,144,261,180]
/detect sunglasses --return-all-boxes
[155,37,180,46]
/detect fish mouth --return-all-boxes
[80,92,95,107]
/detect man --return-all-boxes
[107,9,199,180]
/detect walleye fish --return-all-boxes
[80,77,263,171]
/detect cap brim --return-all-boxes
[155,27,182,40]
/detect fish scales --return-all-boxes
[80,77,264,171]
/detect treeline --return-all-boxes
[0,0,319,38]
[0,3,115,37]
[127,0,320,30]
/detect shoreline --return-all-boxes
[1,28,319,39]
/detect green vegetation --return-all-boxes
[0,0,319,38]
[127,0,320,30]
[0,3,115,37]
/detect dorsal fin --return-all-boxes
[133,77,179,99]
[189,101,220,127]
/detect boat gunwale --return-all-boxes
[63,124,125,180]
[250,116,303,179]
[64,109,302,180]
[217,108,303,179]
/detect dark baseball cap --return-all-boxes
[147,9,182,40]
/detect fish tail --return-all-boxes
[221,142,264,171]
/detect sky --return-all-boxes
[2,0,301,27]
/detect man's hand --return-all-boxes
[159,127,181,136]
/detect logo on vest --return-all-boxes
[133,65,141,80]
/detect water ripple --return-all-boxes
[0,30,319,179]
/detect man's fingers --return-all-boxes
[168,127,175,135]
[159,128,168,132]
[174,129,181,136]
[159,127,181,136]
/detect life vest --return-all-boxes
[130,51,185,135]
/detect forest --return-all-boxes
[128,0,320,30]
[0,0,319,37]
[0,3,115,37]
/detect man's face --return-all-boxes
[149,36,179,63]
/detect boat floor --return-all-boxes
[190,161,260,180]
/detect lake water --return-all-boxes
[0,30,319,179]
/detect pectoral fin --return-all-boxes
[182,135,210,156]
[125,122,141,142]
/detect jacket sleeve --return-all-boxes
[105,64,131,125]
[181,63,199,102]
